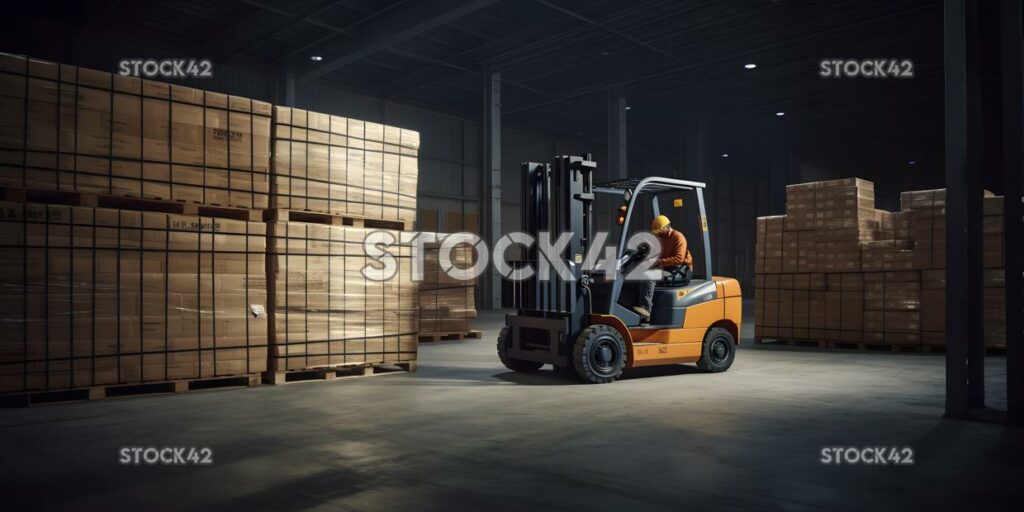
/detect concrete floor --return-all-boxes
[2,306,1022,511]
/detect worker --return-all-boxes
[633,215,693,321]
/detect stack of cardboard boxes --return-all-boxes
[0,54,271,208]
[0,53,422,397]
[417,234,477,337]
[756,178,1007,349]
[0,202,268,393]
[264,105,421,378]
[270,106,417,224]
[265,222,417,375]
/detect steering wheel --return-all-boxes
[619,242,652,271]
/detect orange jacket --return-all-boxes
[658,229,693,268]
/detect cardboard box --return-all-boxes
[265,221,417,371]
[419,233,477,335]
[270,106,418,224]
[0,53,271,209]
[0,201,267,392]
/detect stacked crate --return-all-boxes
[264,105,420,379]
[418,234,477,338]
[264,222,417,378]
[270,106,417,224]
[0,53,423,399]
[756,177,1008,350]
[0,54,271,208]
[0,54,272,398]
[863,271,921,346]
[0,202,268,394]
[756,178,889,343]
[906,191,1004,349]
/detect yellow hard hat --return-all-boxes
[651,215,671,233]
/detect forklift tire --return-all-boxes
[573,325,627,384]
[497,327,544,372]
[697,327,736,373]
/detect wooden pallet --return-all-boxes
[757,338,921,352]
[264,208,410,230]
[263,361,416,385]
[754,338,826,348]
[0,373,260,407]
[755,337,1007,355]
[0,187,262,221]
[915,344,1006,355]
[418,330,482,343]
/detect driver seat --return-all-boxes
[659,265,692,287]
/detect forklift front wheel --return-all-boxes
[697,326,736,373]
[497,327,545,372]
[573,325,627,384]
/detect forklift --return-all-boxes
[498,155,743,383]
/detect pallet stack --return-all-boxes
[756,178,1007,351]
[263,105,420,382]
[0,202,268,393]
[0,53,421,401]
[417,234,478,341]
[0,54,271,208]
[264,222,417,382]
[270,106,417,224]
[0,54,272,400]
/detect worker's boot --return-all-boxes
[632,306,651,322]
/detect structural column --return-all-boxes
[944,0,969,419]
[944,0,987,418]
[481,69,502,310]
[607,91,627,180]
[275,68,297,107]
[1001,0,1024,426]
[683,119,709,183]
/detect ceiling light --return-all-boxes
[908,160,917,165]
[744,63,757,69]
[775,111,785,116]
[310,55,323,62]
[721,153,729,158]
[625,106,631,111]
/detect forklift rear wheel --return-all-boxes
[697,327,735,372]
[497,327,544,372]
[573,325,627,384]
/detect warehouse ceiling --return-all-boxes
[3,0,944,178]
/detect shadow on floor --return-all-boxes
[491,364,708,384]
[493,369,582,386]
[620,364,707,380]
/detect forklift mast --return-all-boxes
[520,154,596,339]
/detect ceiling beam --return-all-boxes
[502,2,937,117]
[533,0,674,58]
[300,0,499,82]
[275,0,410,63]
[214,0,348,64]
[379,0,674,99]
